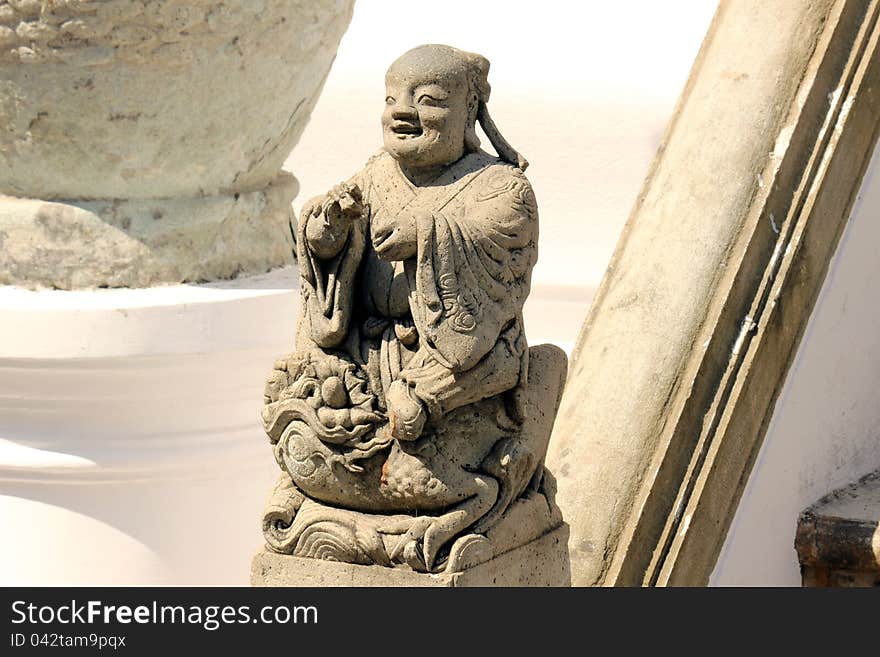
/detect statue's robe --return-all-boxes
[297,149,538,422]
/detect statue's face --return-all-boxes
[382,54,470,170]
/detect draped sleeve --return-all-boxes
[406,164,538,371]
[296,163,376,350]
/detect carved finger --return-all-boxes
[389,516,432,560]
[402,541,426,572]
[423,524,444,572]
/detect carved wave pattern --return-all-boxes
[293,521,366,564]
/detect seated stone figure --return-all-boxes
[260,44,567,574]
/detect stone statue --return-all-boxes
[258,44,568,579]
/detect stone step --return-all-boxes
[795,470,880,587]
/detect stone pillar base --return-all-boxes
[0,173,297,289]
[251,524,571,587]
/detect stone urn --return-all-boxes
[0,0,355,288]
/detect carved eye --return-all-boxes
[417,94,442,106]
[385,96,395,105]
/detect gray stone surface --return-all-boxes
[251,524,571,587]
[0,0,355,288]
[0,174,296,289]
[256,45,568,585]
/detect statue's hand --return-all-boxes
[323,182,365,223]
[372,209,422,262]
[303,182,364,259]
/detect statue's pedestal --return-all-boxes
[251,524,570,587]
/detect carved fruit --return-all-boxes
[321,376,348,408]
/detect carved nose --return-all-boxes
[391,104,417,120]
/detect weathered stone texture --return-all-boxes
[0,0,355,288]
[252,524,571,587]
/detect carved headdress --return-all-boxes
[459,48,529,171]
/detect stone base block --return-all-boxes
[251,524,570,587]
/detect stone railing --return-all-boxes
[547,0,880,585]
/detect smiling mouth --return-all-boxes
[390,122,423,138]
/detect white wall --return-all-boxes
[711,140,880,586]
[285,0,717,348]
